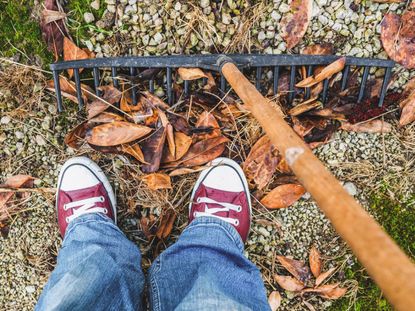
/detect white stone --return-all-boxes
[344,182,357,196]
[271,10,280,21]
[174,2,182,11]
[36,135,46,146]
[1,116,11,124]
[200,0,210,8]
[107,4,116,13]
[318,15,329,25]
[84,12,95,23]
[153,32,163,44]
[124,5,136,14]
[15,131,24,139]
[25,285,36,293]
[90,0,100,10]
[278,3,290,13]
[258,31,266,41]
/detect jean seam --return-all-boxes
[149,258,162,311]
[185,222,244,251]
[63,218,120,245]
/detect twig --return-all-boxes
[0,188,56,193]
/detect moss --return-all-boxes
[0,0,52,64]
[330,192,415,310]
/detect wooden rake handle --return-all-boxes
[220,61,415,310]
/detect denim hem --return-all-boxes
[64,213,118,243]
[185,216,245,252]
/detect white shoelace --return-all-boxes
[193,197,242,226]
[64,196,107,223]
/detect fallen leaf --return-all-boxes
[288,98,321,116]
[341,120,392,133]
[156,209,176,239]
[381,12,415,69]
[87,85,123,118]
[162,131,193,163]
[308,108,346,121]
[46,76,93,105]
[309,245,322,278]
[142,173,172,190]
[178,68,208,80]
[42,8,67,25]
[302,43,334,55]
[243,136,280,190]
[168,113,192,136]
[142,91,170,110]
[280,0,313,49]
[399,95,415,126]
[194,111,221,140]
[315,267,336,286]
[64,121,88,149]
[303,283,346,299]
[261,184,306,209]
[119,143,147,163]
[141,126,167,173]
[177,136,229,167]
[268,291,282,311]
[203,72,217,91]
[276,255,311,283]
[140,214,157,239]
[296,57,346,88]
[86,121,152,146]
[303,300,316,311]
[166,124,175,157]
[63,37,91,78]
[274,274,305,292]
[89,112,124,123]
[168,166,207,176]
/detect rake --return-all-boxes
[50,54,415,310]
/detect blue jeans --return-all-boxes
[36,214,270,311]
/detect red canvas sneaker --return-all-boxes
[189,157,252,242]
[56,157,116,237]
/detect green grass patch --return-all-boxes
[330,191,415,310]
[0,0,52,64]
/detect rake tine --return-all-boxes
[273,66,280,95]
[111,67,119,88]
[93,67,102,96]
[220,74,226,92]
[256,67,262,91]
[322,78,329,104]
[52,70,63,112]
[184,80,189,96]
[130,67,137,105]
[305,65,313,100]
[358,66,370,103]
[378,67,392,107]
[166,67,172,105]
[341,65,350,91]
[73,68,84,109]
[149,79,155,93]
[288,65,296,104]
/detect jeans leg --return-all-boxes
[36,213,144,311]
[148,217,270,311]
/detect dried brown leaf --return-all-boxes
[141,127,167,173]
[243,136,280,190]
[315,267,336,286]
[119,144,147,163]
[162,131,193,163]
[303,300,316,311]
[142,173,172,190]
[194,111,221,141]
[168,166,207,177]
[156,209,176,239]
[296,58,346,88]
[276,255,311,283]
[87,85,123,119]
[0,175,35,189]
[261,184,306,209]
[268,291,282,311]
[46,76,92,105]
[303,283,346,300]
[89,112,124,123]
[309,245,322,278]
[280,0,313,49]
[63,37,91,78]
[65,121,88,149]
[288,98,321,116]
[341,120,392,133]
[177,68,208,80]
[274,274,305,292]
[399,95,415,126]
[302,43,334,55]
[86,121,151,146]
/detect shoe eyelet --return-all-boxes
[237,206,242,212]
[103,208,108,214]
[100,196,105,202]
[65,217,70,223]
[63,204,67,211]
[193,212,197,217]
[196,197,201,203]
[234,219,240,226]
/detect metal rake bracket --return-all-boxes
[50,54,395,112]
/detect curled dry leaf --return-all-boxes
[302,43,334,55]
[175,136,229,167]
[86,121,152,146]
[63,37,91,78]
[156,209,176,239]
[119,144,147,164]
[296,57,346,88]
[142,173,172,190]
[260,184,306,209]
[168,113,192,136]
[46,76,93,105]
[194,111,221,140]
[89,112,124,124]
[203,72,216,91]
[243,136,280,190]
[381,12,415,69]
[280,0,313,49]
[168,166,207,177]
[140,214,157,240]
[65,121,88,149]
[276,255,311,283]
[399,94,415,126]
[162,132,193,163]
[315,267,336,286]
[268,291,282,311]
[303,283,346,300]
[309,245,322,278]
[87,85,123,119]
[341,120,392,133]
[288,98,321,116]
[177,68,208,80]
[274,274,305,292]
[141,127,167,173]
